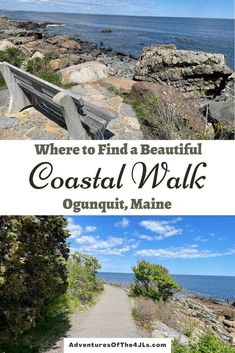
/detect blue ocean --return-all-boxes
[0,10,234,69]
[98,272,235,301]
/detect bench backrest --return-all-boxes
[5,63,115,138]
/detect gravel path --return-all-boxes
[44,284,147,353]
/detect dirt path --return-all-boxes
[45,284,147,353]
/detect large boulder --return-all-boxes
[128,81,206,139]
[134,45,232,98]
[60,61,108,85]
[0,39,16,51]
[99,76,135,94]
[204,101,235,140]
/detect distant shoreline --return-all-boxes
[98,272,235,301]
[1,9,233,69]
[0,8,233,21]
[99,271,235,278]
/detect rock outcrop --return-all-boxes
[134,45,233,98]
[128,81,206,139]
[202,73,235,139]
[175,296,235,345]
[0,16,47,44]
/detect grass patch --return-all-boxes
[37,71,62,87]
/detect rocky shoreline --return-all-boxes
[173,295,235,345]
[109,281,235,346]
[0,16,234,140]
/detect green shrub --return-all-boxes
[130,260,182,302]
[172,334,235,353]
[0,47,25,67]
[0,315,70,353]
[67,252,103,304]
[0,48,26,90]
[26,53,53,75]
[0,216,69,340]
[26,53,61,86]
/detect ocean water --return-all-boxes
[98,272,235,301]
[0,10,234,69]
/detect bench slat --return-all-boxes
[19,80,104,134]
[84,110,108,127]
[11,69,60,97]
[83,101,115,122]
[3,62,116,139]
[18,81,64,114]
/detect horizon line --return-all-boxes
[0,8,233,21]
[99,271,235,277]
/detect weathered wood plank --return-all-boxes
[2,62,116,139]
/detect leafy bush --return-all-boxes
[1,315,70,353]
[172,334,235,353]
[67,251,103,304]
[26,53,61,86]
[130,260,182,302]
[0,216,69,340]
[0,48,26,90]
[0,47,25,67]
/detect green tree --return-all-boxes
[0,216,69,339]
[67,251,103,304]
[131,260,182,302]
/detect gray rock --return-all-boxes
[153,321,190,345]
[0,117,19,129]
[119,131,143,139]
[119,103,136,118]
[134,44,232,98]
[216,73,235,102]
[205,101,235,139]
[27,129,61,139]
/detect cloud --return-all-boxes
[138,235,153,241]
[193,236,208,242]
[136,246,235,259]
[67,217,96,238]
[115,217,130,228]
[139,218,182,240]
[85,225,97,232]
[75,234,139,256]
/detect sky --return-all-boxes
[66,216,235,276]
[0,0,234,18]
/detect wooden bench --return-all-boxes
[0,62,116,139]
